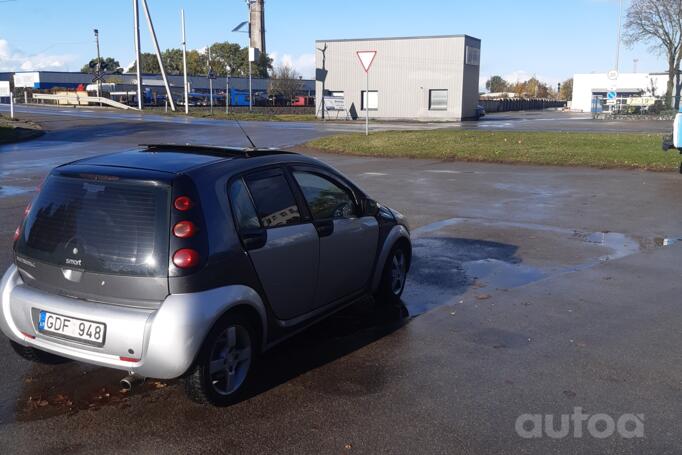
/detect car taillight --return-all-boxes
[173,221,197,238]
[173,248,199,268]
[174,196,193,211]
[13,226,21,242]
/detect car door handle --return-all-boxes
[314,220,334,238]
[241,229,267,251]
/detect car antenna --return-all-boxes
[229,115,257,151]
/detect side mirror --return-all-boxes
[360,198,379,217]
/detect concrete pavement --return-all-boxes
[0,108,680,454]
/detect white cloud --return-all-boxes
[0,38,77,72]
[270,51,315,79]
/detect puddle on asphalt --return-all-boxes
[463,259,547,290]
[0,186,33,197]
[408,217,682,311]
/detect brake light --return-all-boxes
[174,196,193,211]
[173,248,199,268]
[173,221,197,238]
[23,202,31,217]
[119,356,140,363]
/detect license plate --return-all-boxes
[38,311,106,346]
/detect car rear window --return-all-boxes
[15,175,170,277]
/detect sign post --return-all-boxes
[356,50,376,136]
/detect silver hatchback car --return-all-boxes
[0,145,411,406]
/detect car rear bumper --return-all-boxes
[0,264,266,379]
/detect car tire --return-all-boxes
[9,340,71,365]
[376,243,409,306]
[184,314,257,406]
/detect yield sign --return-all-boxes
[356,51,377,73]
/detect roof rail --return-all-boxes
[139,143,295,158]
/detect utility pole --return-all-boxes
[317,42,327,120]
[141,0,176,111]
[208,46,214,115]
[615,0,623,73]
[181,9,189,114]
[94,29,102,106]
[133,0,142,110]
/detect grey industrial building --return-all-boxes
[315,35,481,121]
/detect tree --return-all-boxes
[485,75,508,93]
[559,78,573,101]
[126,42,272,78]
[81,57,122,74]
[268,64,303,104]
[624,0,682,108]
[127,53,161,74]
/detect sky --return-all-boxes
[0,0,666,89]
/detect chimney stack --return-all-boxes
[249,0,265,56]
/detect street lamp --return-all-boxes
[226,64,231,114]
[93,28,102,105]
[232,1,255,111]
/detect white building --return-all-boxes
[572,72,669,112]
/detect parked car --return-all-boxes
[0,145,412,406]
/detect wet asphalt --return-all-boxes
[0,107,681,454]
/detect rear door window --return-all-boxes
[228,178,260,230]
[244,170,301,228]
[15,175,170,277]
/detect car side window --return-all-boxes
[245,172,301,228]
[292,171,357,220]
[228,178,261,231]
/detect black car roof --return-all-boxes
[59,144,310,174]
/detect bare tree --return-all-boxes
[268,64,303,105]
[624,0,682,108]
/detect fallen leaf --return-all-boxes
[475,294,492,300]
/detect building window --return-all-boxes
[429,90,448,111]
[465,46,480,66]
[361,90,378,111]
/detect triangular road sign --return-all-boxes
[356,51,377,73]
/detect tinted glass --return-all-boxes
[15,175,169,276]
[245,173,301,228]
[229,178,260,230]
[293,172,356,220]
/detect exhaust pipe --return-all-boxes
[120,373,146,391]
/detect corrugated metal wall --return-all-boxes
[315,35,480,121]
